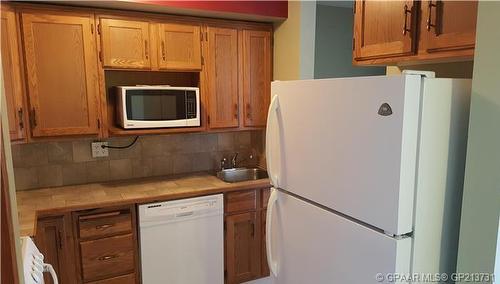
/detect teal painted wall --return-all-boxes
[314,3,385,78]
[456,1,500,282]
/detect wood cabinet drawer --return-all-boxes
[87,273,136,284]
[80,234,135,282]
[78,211,132,239]
[225,190,257,213]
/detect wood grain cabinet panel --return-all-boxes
[225,190,257,214]
[206,26,239,129]
[99,18,151,69]
[225,212,261,284]
[1,10,26,141]
[423,0,478,52]
[36,215,77,284]
[242,30,271,128]
[353,0,417,60]
[87,273,136,284]
[80,234,135,282]
[158,23,202,70]
[21,12,100,137]
[78,210,132,239]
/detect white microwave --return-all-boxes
[116,86,200,129]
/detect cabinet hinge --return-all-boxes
[200,32,204,41]
[201,55,204,66]
[352,38,355,50]
[353,1,356,13]
[97,118,101,129]
[18,108,24,130]
[29,108,37,128]
[205,32,208,41]
[91,23,94,34]
[207,115,210,125]
[97,23,101,35]
[99,50,103,62]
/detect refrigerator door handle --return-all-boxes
[266,95,281,187]
[266,188,279,276]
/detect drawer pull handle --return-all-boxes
[98,255,118,261]
[95,224,114,230]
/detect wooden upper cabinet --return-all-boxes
[99,18,151,69]
[158,23,202,70]
[423,1,478,52]
[354,1,416,60]
[206,26,239,129]
[21,12,100,137]
[1,10,26,141]
[242,30,271,128]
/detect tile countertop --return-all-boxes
[16,172,271,237]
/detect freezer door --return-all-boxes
[267,189,412,284]
[267,75,421,235]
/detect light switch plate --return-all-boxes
[91,142,108,158]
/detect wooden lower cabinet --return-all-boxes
[87,273,136,284]
[225,188,270,284]
[35,214,77,284]
[34,189,272,284]
[225,211,261,283]
[73,206,139,284]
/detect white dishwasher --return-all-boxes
[138,194,224,284]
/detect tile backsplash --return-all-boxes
[12,131,264,190]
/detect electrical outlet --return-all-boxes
[91,142,108,158]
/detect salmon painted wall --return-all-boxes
[124,0,288,19]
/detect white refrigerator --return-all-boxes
[265,72,471,284]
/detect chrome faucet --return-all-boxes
[231,152,239,168]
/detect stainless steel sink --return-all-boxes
[216,168,268,183]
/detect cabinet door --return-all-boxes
[424,1,478,52]
[261,209,270,277]
[158,23,201,70]
[206,27,239,129]
[353,0,416,60]
[36,216,76,284]
[100,18,151,69]
[242,30,271,128]
[1,10,26,141]
[21,12,100,137]
[225,212,261,284]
